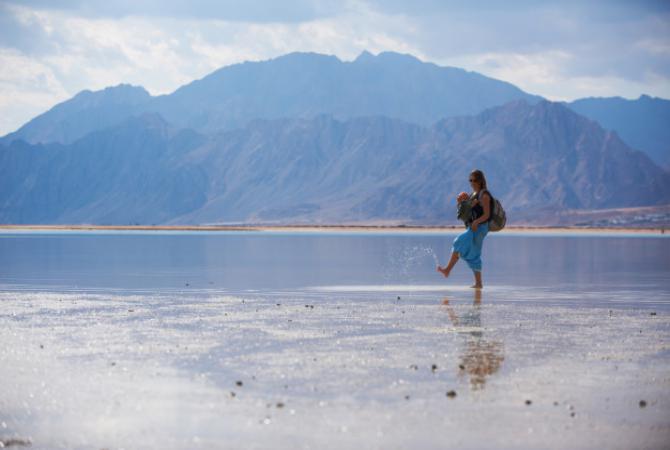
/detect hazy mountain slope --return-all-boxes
[1,85,151,146]
[0,114,207,224]
[567,95,670,169]
[2,100,668,225]
[1,51,541,145]
[153,51,542,133]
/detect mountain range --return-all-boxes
[1,100,668,225]
[1,51,669,225]
[1,51,541,145]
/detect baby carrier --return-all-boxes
[457,190,506,231]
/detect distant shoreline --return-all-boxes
[0,224,666,235]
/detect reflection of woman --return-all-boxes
[443,290,504,390]
[438,169,491,289]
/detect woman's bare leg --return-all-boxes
[471,271,483,289]
[438,252,459,278]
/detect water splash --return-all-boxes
[383,245,443,287]
[388,245,444,299]
[403,245,440,267]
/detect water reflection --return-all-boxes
[443,290,505,390]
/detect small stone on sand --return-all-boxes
[446,390,457,398]
[0,438,31,447]
[639,400,647,408]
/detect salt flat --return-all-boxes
[1,230,669,449]
[1,284,668,450]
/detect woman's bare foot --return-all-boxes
[472,271,483,289]
[437,266,451,278]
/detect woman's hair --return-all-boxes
[470,169,487,190]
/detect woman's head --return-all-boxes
[469,169,487,191]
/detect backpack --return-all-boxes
[483,190,506,232]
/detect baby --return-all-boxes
[456,191,473,225]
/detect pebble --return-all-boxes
[650,312,657,316]
[236,381,243,387]
[431,364,438,372]
[446,390,457,398]
[458,364,465,370]
[409,364,418,370]
[639,400,647,408]
[525,400,532,406]
[0,438,31,447]
[276,402,285,408]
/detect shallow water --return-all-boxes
[1,230,669,297]
[1,231,669,449]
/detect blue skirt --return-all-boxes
[452,223,489,272]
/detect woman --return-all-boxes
[437,169,491,289]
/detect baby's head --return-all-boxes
[457,191,469,203]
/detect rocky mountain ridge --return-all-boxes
[1,100,668,225]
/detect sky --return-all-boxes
[0,0,669,135]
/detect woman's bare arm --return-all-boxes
[472,192,491,230]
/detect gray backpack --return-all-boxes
[484,190,507,232]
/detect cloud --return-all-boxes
[0,48,69,134]
[366,1,670,99]
[0,0,344,22]
[0,3,60,56]
[438,50,670,102]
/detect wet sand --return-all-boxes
[1,286,668,449]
